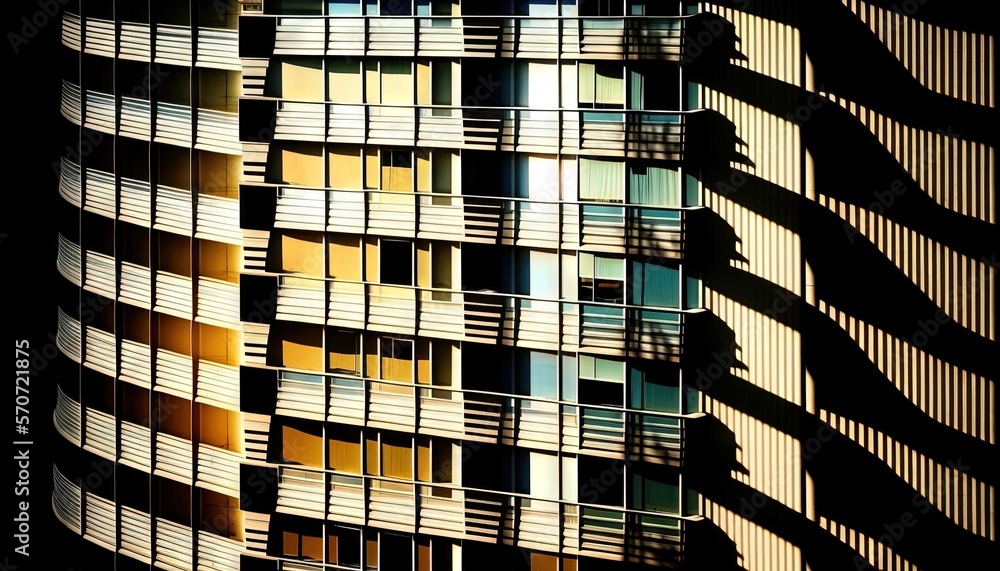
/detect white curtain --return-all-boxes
[580,158,624,202]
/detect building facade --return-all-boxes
[51,1,995,570]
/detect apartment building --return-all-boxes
[51,1,995,570]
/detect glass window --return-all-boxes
[380,337,413,382]
[630,260,680,308]
[328,425,362,473]
[629,365,680,413]
[631,470,680,514]
[380,239,412,285]
[579,63,625,107]
[579,158,625,202]
[518,350,558,399]
[329,0,362,15]
[580,253,625,303]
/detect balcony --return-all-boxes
[53,385,82,446]
[277,468,325,519]
[155,101,193,147]
[196,108,241,155]
[56,308,82,363]
[84,485,117,550]
[120,21,151,60]
[154,348,194,399]
[120,261,152,309]
[56,234,82,287]
[62,12,81,51]
[83,168,116,218]
[275,187,326,231]
[52,465,83,534]
[328,475,365,524]
[120,97,152,140]
[198,531,244,570]
[84,325,117,377]
[83,407,116,461]
[120,506,152,563]
[120,339,152,386]
[120,177,152,226]
[61,80,82,125]
[58,158,83,207]
[196,359,241,410]
[197,443,242,497]
[154,184,192,235]
[195,193,242,244]
[196,27,240,70]
[197,277,241,327]
[82,249,116,299]
[84,17,115,57]
[154,270,193,317]
[120,420,152,471]
[84,89,116,134]
[155,432,193,484]
[277,372,325,420]
[276,278,326,325]
[155,517,193,571]
[276,101,326,142]
[155,23,193,66]
[274,17,325,54]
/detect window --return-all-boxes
[517,350,558,399]
[283,528,324,561]
[579,63,625,107]
[328,425,362,473]
[328,330,361,375]
[579,355,624,407]
[329,0,362,15]
[630,469,681,514]
[380,239,413,286]
[630,260,681,308]
[328,526,361,568]
[282,424,323,467]
[579,158,625,202]
[366,432,413,480]
[380,337,413,382]
[366,60,413,105]
[579,253,625,303]
[629,364,680,413]
[380,149,413,191]
[328,60,362,103]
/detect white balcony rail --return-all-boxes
[277,278,326,325]
[120,96,152,140]
[83,491,116,549]
[53,385,82,446]
[52,464,82,534]
[196,359,241,410]
[62,12,82,50]
[84,89,116,134]
[83,248,116,298]
[196,193,241,244]
[155,348,193,399]
[83,407,116,461]
[277,372,325,420]
[84,325,117,378]
[198,531,244,570]
[197,277,240,327]
[275,102,326,142]
[155,23,192,65]
[119,261,152,309]
[120,176,152,226]
[197,108,241,155]
[120,339,152,386]
[197,443,242,497]
[154,270,193,317]
[56,307,82,363]
[154,184,193,235]
[84,168,116,218]
[155,101,193,147]
[155,432,194,484]
[196,27,240,70]
[57,234,82,286]
[120,420,152,471]
[277,468,325,518]
[120,506,152,562]
[120,21,151,60]
[274,17,325,54]
[276,187,326,231]
[61,80,82,125]
[58,158,83,207]
[84,17,115,57]
[155,517,194,571]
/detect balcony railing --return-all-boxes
[84,325,117,378]
[196,26,240,70]
[155,517,193,571]
[155,348,193,399]
[154,270,193,317]
[52,465,82,534]
[277,468,326,519]
[120,261,152,309]
[120,21,151,60]
[83,484,117,549]
[58,157,82,207]
[53,385,82,446]
[120,176,152,226]
[120,506,152,563]
[197,277,241,327]
[276,278,326,325]
[197,443,242,497]
[120,96,152,140]
[56,234,82,287]
[83,167,116,218]
[62,12,82,51]
[84,17,115,57]
[61,80,82,125]
[155,101,193,147]
[154,184,193,235]
[83,407,116,461]
[198,531,244,570]
[84,89,116,134]
[265,15,688,60]
[83,249,116,299]
[197,359,241,410]
[195,193,241,244]
[197,108,241,154]
[277,372,325,420]
[155,23,192,66]
[120,420,152,471]
[275,101,326,142]
[275,186,326,231]
[56,308,82,363]
[120,339,152,386]
[155,432,193,484]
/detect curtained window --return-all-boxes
[579,159,625,202]
[517,350,558,399]
[328,426,361,473]
[629,365,680,412]
[381,150,412,192]
[631,471,680,514]
[380,337,412,383]
[580,253,625,303]
[380,434,412,480]
[631,260,680,308]
[629,164,680,207]
[579,63,625,107]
